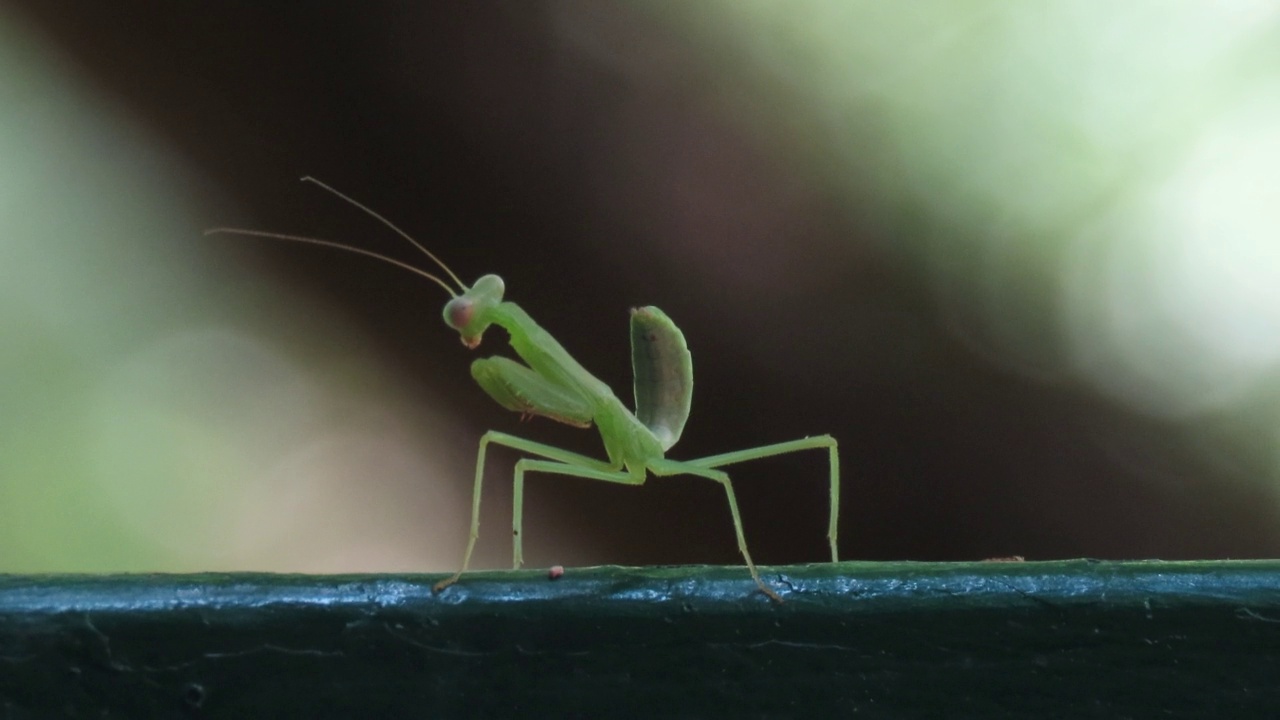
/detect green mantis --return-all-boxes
[211,178,840,602]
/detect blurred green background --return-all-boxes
[2,2,1279,573]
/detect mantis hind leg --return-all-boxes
[648,458,782,602]
[684,435,840,562]
[432,431,624,594]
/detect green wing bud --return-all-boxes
[630,306,692,451]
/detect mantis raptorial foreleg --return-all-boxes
[210,177,844,603]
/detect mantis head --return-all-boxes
[443,274,505,349]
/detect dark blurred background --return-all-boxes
[3,2,1279,573]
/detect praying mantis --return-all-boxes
[210,177,840,602]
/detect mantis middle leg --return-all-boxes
[432,430,633,593]
[511,458,647,568]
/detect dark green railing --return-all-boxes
[3,560,1278,717]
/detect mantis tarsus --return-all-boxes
[209,177,840,602]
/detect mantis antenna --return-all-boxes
[202,228,460,298]
[298,176,467,292]
[205,176,467,298]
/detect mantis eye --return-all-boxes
[444,297,474,330]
